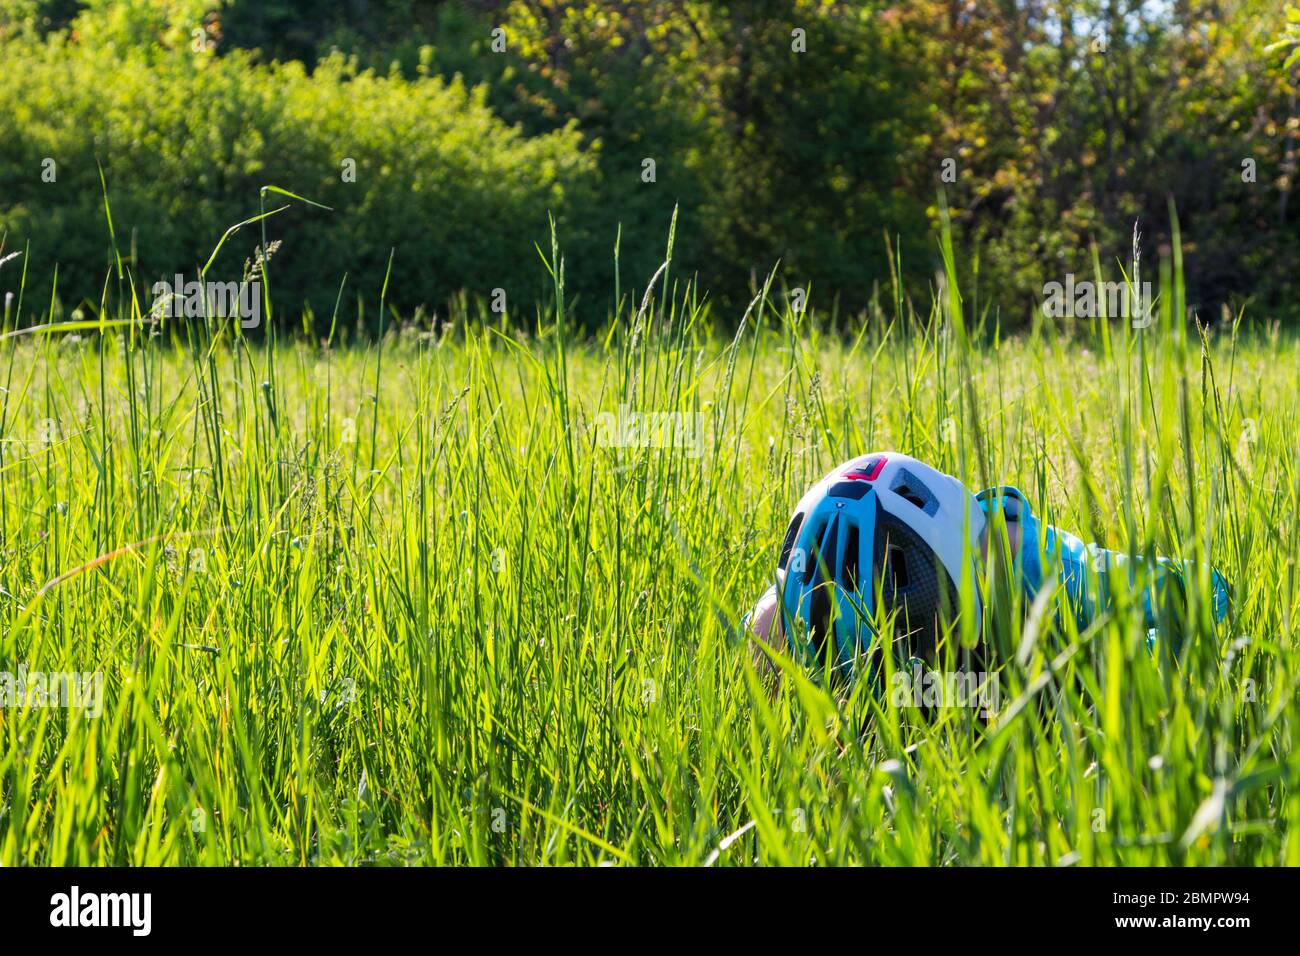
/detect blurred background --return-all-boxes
[0,0,1296,330]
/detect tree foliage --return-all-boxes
[0,0,1296,326]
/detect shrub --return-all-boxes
[0,37,600,327]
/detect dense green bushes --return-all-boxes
[2,0,1298,328]
[0,36,598,323]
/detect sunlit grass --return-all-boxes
[0,214,1296,865]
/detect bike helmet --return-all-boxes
[776,452,985,675]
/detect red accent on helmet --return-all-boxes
[843,456,887,482]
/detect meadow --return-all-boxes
[0,223,1296,866]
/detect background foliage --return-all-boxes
[0,0,1297,328]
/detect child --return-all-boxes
[745,452,1230,678]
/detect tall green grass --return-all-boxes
[0,214,1296,865]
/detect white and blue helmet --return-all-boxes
[776,452,985,675]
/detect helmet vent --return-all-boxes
[885,543,910,590]
[891,468,940,516]
[896,486,926,509]
[809,574,832,663]
[777,511,803,571]
[828,480,872,500]
[842,524,860,593]
[808,517,838,659]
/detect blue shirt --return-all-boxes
[974,486,1230,651]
